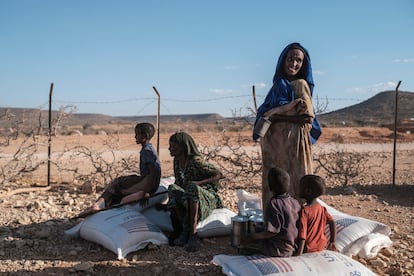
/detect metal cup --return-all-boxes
[253,117,271,138]
[231,215,249,247]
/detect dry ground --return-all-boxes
[0,127,413,275]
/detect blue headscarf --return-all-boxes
[253,42,322,144]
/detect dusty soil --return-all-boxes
[0,127,413,275]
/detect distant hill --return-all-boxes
[1,90,413,129]
[318,90,414,127]
[115,113,225,124]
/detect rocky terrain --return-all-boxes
[0,129,413,275]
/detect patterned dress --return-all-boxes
[167,155,223,224]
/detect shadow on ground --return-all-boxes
[326,183,414,208]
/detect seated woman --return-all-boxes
[167,131,224,252]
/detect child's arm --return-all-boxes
[327,220,338,252]
[240,230,277,245]
[121,162,158,195]
[251,231,277,240]
[295,239,306,256]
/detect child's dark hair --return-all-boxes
[268,167,290,195]
[300,175,326,201]
[135,123,155,140]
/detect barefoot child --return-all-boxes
[241,167,301,257]
[296,174,338,255]
[78,122,161,217]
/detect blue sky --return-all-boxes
[1,0,413,117]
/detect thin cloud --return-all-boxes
[209,88,234,94]
[346,81,398,95]
[224,65,239,70]
[241,82,267,89]
[392,58,414,63]
[254,82,267,88]
[313,70,325,76]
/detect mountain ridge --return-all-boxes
[1,90,413,128]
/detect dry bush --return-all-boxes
[0,109,46,184]
[0,106,394,191]
[200,132,262,183]
[53,136,138,187]
[313,144,387,186]
[0,107,138,187]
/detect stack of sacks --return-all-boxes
[212,190,393,275]
[235,190,392,258]
[141,177,237,238]
[142,202,237,238]
[65,177,174,259]
[65,177,237,259]
[318,199,392,258]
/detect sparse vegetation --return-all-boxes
[0,105,413,275]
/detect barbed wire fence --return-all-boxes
[0,84,411,193]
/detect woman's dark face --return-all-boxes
[283,48,304,80]
[168,141,184,157]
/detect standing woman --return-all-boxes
[253,42,322,214]
[167,131,223,252]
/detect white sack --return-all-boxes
[236,189,262,216]
[141,207,237,238]
[197,208,237,238]
[318,199,391,257]
[213,250,376,276]
[235,190,392,259]
[347,232,393,259]
[79,205,168,260]
[141,207,174,232]
[65,177,173,238]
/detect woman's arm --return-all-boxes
[269,114,313,125]
[192,171,224,186]
[186,157,224,186]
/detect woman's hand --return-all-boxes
[269,114,313,125]
[294,98,308,114]
[191,173,224,186]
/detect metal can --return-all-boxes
[231,215,249,247]
[249,214,264,234]
[253,117,271,138]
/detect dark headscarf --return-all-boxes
[253,42,322,143]
[169,131,201,156]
